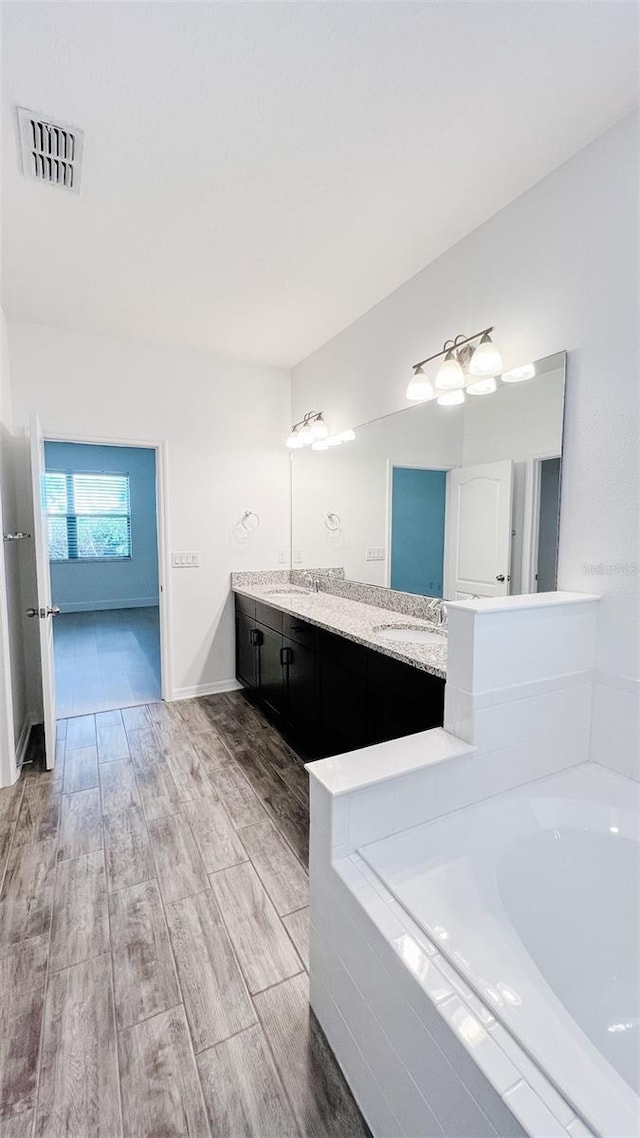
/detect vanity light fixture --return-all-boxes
[468,331,502,377]
[409,325,503,403]
[311,427,357,451]
[286,411,328,449]
[406,365,436,402]
[502,363,536,383]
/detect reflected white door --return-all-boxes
[445,459,513,599]
[29,415,58,769]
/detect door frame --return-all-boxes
[41,430,173,702]
[385,461,452,591]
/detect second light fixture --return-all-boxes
[407,327,502,405]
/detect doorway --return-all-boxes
[389,466,447,596]
[44,440,162,717]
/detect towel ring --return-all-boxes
[324,512,341,532]
[241,510,260,533]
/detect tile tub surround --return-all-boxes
[444,591,601,797]
[231,579,447,678]
[305,591,608,1137]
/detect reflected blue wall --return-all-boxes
[390,467,446,596]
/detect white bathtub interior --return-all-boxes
[358,763,640,1138]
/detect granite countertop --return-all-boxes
[233,582,447,678]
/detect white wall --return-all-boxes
[8,324,291,701]
[0,307,30,783]
[292,113,639,779]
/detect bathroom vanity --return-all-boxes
[234,586,446,758]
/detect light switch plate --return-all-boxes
[171,551,200,568]
[293,548,303,564]
[277,549,288,565]
[366,547,386,562]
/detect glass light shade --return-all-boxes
[469,333,502,377]
[310,415,328,441]
[297,423,313,446]
[435,352,465,390]
[312,439,330,451]
[327,435,342,446]
[466,376,497,396]
[437,388,465,406]
[337,429,356,442]
[406,367,436,402]
[286,429,303,448]
[502,363,536,383]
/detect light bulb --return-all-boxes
[502,363,536,383]
[312,439,330,451]
[466,376,497,396]
[435,351,465,390]
[337,429,356,442]
[327,436,342,446]
[297,423,313,446]
[286,429,303,449]
[310,415,328,441]
[469,333,502,377]
[406,366,436,402]
[437,388,465,406]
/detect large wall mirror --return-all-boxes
[291,350,566,600]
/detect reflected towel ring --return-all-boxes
[324,512,341,531]
[241,510,260,532]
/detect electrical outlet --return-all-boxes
[365,547,386,562]
[277,549,289,565]
[171,551,200,568]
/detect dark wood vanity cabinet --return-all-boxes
[234,594,444,759]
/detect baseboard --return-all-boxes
[58,598,159,614]
[15,711,37,769]
[170,679,242,701]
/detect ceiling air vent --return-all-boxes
[16,107,83,192]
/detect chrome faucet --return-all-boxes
[427,598,447,628]
[302,571,320,593]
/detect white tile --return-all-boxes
[445,608,475,691]
[392,935,454,1005]
[567,1118,597,1138]
[355,1057,410,1138]
[438,997,520,1096]
[503,1081,567,1138]
[489,1023,575,1127]
[306,728,475,797]
[347,782,395,848]
[435,955,495,1026]
[590,680,640,780]
[360,1002,446,1138]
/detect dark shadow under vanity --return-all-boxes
[235,594,445,761]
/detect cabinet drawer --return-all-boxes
[235,593,256,620]
[255,600,284,634]
[283,613,316,651]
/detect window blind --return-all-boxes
[45,471,132,561]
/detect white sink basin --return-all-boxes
[374,625,445,646]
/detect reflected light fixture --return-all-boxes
[467,376,497,396]
[437,388,465,406]
[406,365,436,402]
[469,331,502,377]
[502,363,536,383]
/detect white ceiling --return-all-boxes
[2,2,637,368]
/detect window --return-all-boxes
[45,471,132,561]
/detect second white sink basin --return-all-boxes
[374,625,445,646]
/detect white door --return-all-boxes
[29,415,58,770]
[444,459,513,599]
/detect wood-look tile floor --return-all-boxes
[0,692,371,1138]
[53,607,161,719]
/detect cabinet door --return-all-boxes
[257,622,285,719]
[236,611,258,689]
[284,637,317,732]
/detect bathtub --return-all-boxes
[358,762,640,1138]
